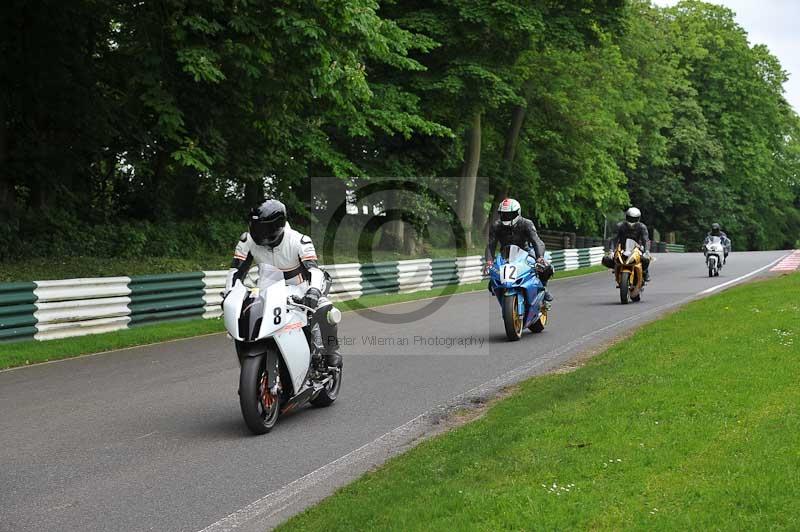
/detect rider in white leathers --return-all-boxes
[705,223,731,264]
[224,199,342,368]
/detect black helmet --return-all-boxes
[711,223,721,236]
[249,199,287,247]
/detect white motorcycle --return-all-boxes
[703,236,725,278]
[223,265,342,434]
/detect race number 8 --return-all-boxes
[273,307,282,325]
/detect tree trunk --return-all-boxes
[503,105,526,172]
[472,186,489,238]
[379,219,405,251]
[244,179,263,206]
[403,223,419,255]
[482,105,526,238]
[457,111,481,249]
[0,102,12,212]
[378,189,405,250]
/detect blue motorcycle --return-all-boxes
[488,245,549,341]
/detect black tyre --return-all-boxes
[502,294,523,341]
[620,272,630,305]
[239,355,280,435]
[311,367,342,407]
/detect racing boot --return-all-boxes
[543,290,554,311]
[644,269,651,284]
[318,310,343,368]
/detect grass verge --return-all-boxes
[0,265,603,370]
[280,272,800,531]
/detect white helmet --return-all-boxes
[625,207,641,227]
[498,198,521,226]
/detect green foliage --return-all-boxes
[1,0,797,262]
[625,0,800,249]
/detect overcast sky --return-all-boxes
[652,0,800,111]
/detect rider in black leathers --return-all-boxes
[604,207,652,283]
[484,198,554,303]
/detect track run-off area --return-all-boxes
[0,251,792,532]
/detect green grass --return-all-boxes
[280,273,800,531]
[0,265,604,370]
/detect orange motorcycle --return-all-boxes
[612,238,645,304]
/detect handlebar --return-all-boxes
[287,296,316,313]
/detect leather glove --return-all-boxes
[483,259,493,276]
[303,287,322,309]
[535,257,549,273]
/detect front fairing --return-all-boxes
[489,247,545,326]
[704,237,724,256]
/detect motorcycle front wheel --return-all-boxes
[311,367,342,407]
[620,272,630,305]
[240,355,280,435]
[502,294,523,341]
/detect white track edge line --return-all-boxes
[699,254,789,295]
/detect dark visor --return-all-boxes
[250,216,285,245]
[499,211,518,222]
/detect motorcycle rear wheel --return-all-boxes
[620,272,630,305]
[502,294,523,341]
[240,355,280,435]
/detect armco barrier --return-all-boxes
[33,277,131,341]
[0,282,38,341]
[128,273,206,326]
[0,247,604,343]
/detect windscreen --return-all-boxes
[501,245,526,263]
[624,239,638,254]
[257,264,284,289]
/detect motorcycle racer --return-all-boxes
[224,199,342,368]
[705,223,731,264]
[604,207,651,283]
[485,198,554,305]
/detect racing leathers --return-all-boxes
[485,218,554,300]
[225,223,341,367]
[609,221,651,282]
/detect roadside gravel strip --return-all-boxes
[0,252,789,532]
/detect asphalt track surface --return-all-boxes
[0,251,790,532]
